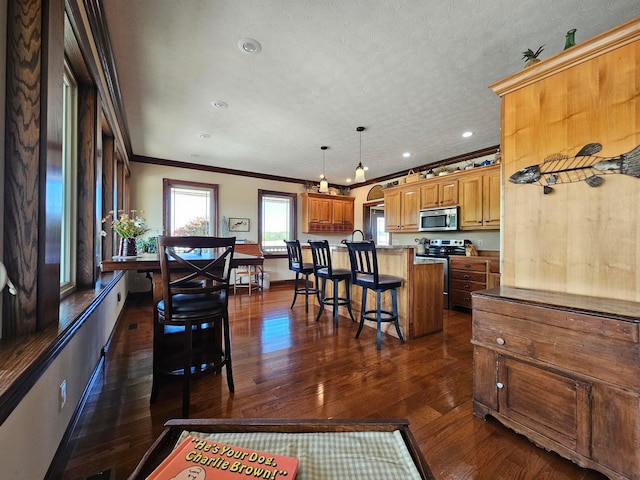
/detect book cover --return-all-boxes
[146,435,298,479]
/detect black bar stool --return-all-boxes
[345,240,405,350]
[309,240,355,326]
[284,239,319,312]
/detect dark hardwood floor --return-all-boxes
[52,286,606,480]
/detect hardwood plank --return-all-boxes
[51,287,607,480]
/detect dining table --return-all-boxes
[101,251,264,306]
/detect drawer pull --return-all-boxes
[496,337,505,345]
[463,274,471,279]
[463,296,470,301]
[496,382,504,389]
[464,284,470,289]
[464,263,471,268]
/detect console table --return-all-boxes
[471,287,639,480]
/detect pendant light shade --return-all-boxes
[319,146,329,193]
[354,127,366,183]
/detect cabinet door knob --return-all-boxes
[496,337,505,345]
[497,382,504,389]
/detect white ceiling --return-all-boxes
[101,1,640,185]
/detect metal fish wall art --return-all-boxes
[509,143,640,194]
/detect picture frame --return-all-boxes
[229,217,250,232]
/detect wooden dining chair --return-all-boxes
[151,235,235,417]
[346,240,405,350]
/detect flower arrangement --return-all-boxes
[102,209,149,238]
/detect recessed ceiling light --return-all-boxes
[346,178,353,183]
[197,133,210,139]
[238,38,262,54]
[363,166,369,171]
[211,101,228,109]
[403,152,411,158]
[462,131,474,138]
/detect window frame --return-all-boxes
[258,190,297,258]
[60,61,78,297]
[162,179,219,236]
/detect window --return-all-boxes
[258,190,296,255]
[60,63,77,295]
[163,179,218,236]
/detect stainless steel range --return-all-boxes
[416,239,467,309]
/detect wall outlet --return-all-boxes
[477,239,484,247]
[59,380,67,412]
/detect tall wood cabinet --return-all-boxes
[301,193,354,233]
[491,18,640,298]
[472,288,639,480]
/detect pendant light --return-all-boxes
[354,126,366,183]
[319,146,329,193]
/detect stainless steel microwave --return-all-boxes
[418,207,459,231]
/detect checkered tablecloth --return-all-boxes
[178,430,423,479]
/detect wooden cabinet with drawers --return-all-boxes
[472,287,640,480]
[301,193,354,233]
[449,256,488,310]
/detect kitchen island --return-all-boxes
[329,245,443,340]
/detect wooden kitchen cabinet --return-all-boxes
[301,193,355,233]
[383,184,420,232]
[420,178,458,209]
[449,256,488,310]
[459,165,500,230]
[472,288,640,480]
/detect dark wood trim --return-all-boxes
[371,144,501,186]
[136,155,310,185]
[0,271,124,426]
[133,146,500,189]
[76,83,99,287]
[65,0,131,163]
[73,0,132,165]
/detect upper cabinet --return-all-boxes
[384,184,420,232]
[301,193,355,233]
[459,165,500,230]
[383,165,499,233]
[420,178,458,209]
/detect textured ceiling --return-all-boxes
[101,1,640,185]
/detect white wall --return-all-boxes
[0,276,127,480]
[129,162,369,284]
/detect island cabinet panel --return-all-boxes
[301,193,355,233]
[471,287,640,480]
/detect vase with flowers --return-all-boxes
[102,209,149,258]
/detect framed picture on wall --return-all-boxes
[229,217,250,232]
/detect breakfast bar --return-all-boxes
[329,245,444,339]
